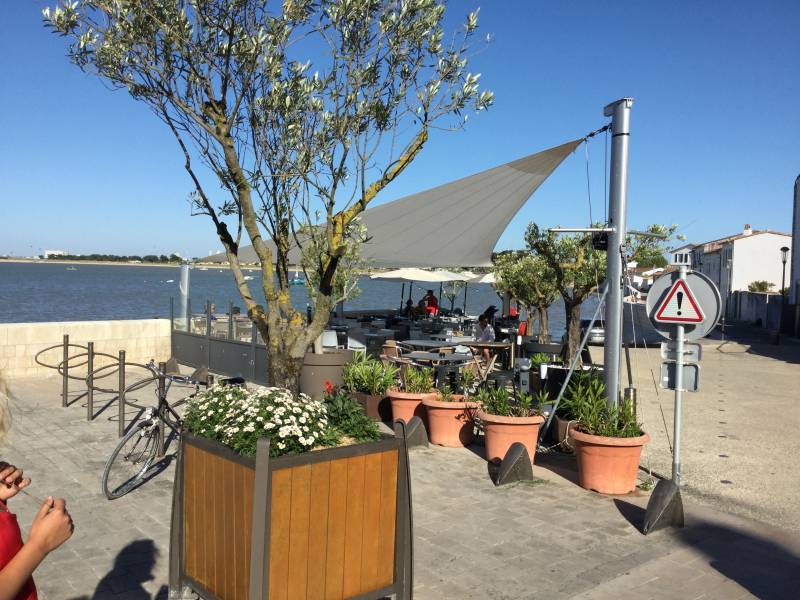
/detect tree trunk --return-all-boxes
[565,300,583,363]
[537,306,549,343]
[268,347,305,394]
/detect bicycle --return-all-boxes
[101,360,243,499]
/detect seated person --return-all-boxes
[473,313,495,360]
[403,298,415,317]
[423,290,439,316]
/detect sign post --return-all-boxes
[643,265,721,534]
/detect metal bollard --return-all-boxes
[87,342,94,421]
[62,334,69,408]
[118,350,126,437]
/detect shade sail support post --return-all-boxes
[602,97,633,408]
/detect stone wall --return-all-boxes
[0,319,171,379]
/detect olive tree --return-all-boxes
[493,251,557,342]
[45,0,493,391]
[525,223,607,361]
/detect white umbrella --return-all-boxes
[371,268,467,311]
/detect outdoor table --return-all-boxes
[404,351,472,364]
[404,339,455,350]
[461,340,515,369]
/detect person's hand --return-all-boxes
[28,498,74,556]
[0,462,31,502]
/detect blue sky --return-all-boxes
[1,1,798,258]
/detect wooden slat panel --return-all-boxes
[268,468,293,600]
[183,444,197,580]
[359,452,383,592]
[325,458,349,599]
[376,450,399,587]
[307,461,331,599]
[240,466,254,600]
[223,457,234,599]
[342,456,366,598]
[287,465,312,599]
[203,448,214,591]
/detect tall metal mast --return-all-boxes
[603,98,633,406]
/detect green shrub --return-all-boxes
[575,397,643,438]
[322,386,382,444]
[403,366,435,393]
[477,387,541,418]
[342,353,398,396]
[558,369,604,420]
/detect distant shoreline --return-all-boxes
[0,258,251,270]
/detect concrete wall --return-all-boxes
[0,319,171,379]
[731,233,792,292]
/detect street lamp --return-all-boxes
[778,246,790,343]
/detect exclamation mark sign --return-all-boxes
[677,291,684,316]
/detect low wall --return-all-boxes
[0,319,171,379]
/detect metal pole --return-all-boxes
[778,257,787,344]
[118,350,126,437]
[672,264,687,485]
[602,97,633,407]
[86,341,94,421]
[228,301,234,340]
[157,361,167,457]
[62,334,69,407]
[179,264,190,332]
[400,283,405,311]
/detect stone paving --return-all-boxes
[2,375,799,599]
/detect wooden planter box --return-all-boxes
[169,425,413,599]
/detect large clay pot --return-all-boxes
[555,415,578,452]
[571,429,650,495]
[354,392,392,422]
[387,388,437,423]
[478,411,545,462]
[422,395,479,447]
[300,350,354,401]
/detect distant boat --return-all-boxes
[243,275,254,281]
[66,267,77,271]
[198,266,208,271]
[290,267,305,285]
[166,279,175,283]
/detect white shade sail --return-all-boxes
[359,139,581,268]
[201,139,580,268]
[370,267,466,283]
[469,272,496,284]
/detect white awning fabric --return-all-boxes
[359,139,581,268]
[370,268,468,283]
[201,139,580,268]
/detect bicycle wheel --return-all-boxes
[102,420,159,499]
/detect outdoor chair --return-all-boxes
[321,330,339,350]
[382,340,401,358]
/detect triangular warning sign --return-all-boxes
[654,279,705,324]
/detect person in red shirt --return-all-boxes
[423,290,439,316]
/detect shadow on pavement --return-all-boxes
[68,540,168,600]
[613,499,800,599]
[707,323,800,364]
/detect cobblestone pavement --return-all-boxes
[2,376,799,599]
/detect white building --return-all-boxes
[44,249,69,258]
[690,225,792,300]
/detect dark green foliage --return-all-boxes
[476,387,541,418]
[575,397,642,438]
[403,366,435,393]
[323,386,381,443]
[557,369,605,420]
[342,353,398,395]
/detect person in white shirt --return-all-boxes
[473,314,495,360]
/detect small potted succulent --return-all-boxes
[387,366,437,423]
[342,353,399,422]
[422,383,480,447]
[476,387,545,462]
[528,353,551,391]
[569,385,649,495]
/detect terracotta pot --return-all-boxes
[570,429,650,495]
[387,388,437,423]
[354,392,392,422]
[478,411,545,462]
[555,415,578,452]
[300,350,354,401]
[422,395,479,447]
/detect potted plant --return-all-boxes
[387,366,437,423]
[342,353,399,422]
[476,388,545,462]
[528,353,551,392]
[422,385,480,447]
[171,383,413,599]
[555,369,603,451]
[570,389,649,495]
